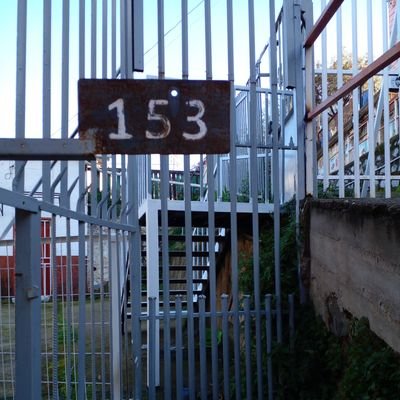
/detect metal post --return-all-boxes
[15,208,42,400]
[269,0,282,343]
[148,297,157,399]
[175,296,183,400]
[199,295,207,400]
[244,295,252,400]
[248,1,263,397]
[221,294,230,400]
[304,0,316,196]
[110,227,122,399]
[265,295,273,400]
[226,1,242,397]
[146,201,160,386]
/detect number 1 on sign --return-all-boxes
[108,98,133,139]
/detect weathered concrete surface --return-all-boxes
[307,198,400,352]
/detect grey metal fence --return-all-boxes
[305,0,400,199]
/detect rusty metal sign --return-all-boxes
[78,79,230,154]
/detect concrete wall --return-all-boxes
[306,199,400,353]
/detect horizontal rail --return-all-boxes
[306,41,400,121]
[0,187,39,212]
[0,139,96,160]
[304,0,344,48]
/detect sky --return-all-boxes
[0,0,390,146]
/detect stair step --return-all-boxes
[141,264,209,271]
[141,234,223,243]
[140,278,206,284]
[141,250,212,257]
[140,289,203,296]
[126,301,192,318]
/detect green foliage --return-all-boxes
[274,305,343,400]
[237,179,250,202]
[268,307,400,400]
[221,186,230,202]
[237,198,400,398]
[335,318,400,400]
[239,198,298,303]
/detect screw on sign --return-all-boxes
[78,79,230,155]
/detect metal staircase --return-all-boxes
[122,226,227,326]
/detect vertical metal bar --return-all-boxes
[175,296,183,400]
[269,0,282,343]
[110,227,122,399]
[65,218,73,400]
[382,0,391,198]
[133,0,144,72]
[42,0,51,200]
[16,0,27,142]
[158,0,165,79]
[367,0,375,197]
[336,7,345,198]
[60,0,70,208]
[265,294,273,400]
[79,0,86,78]
[129,155,142,399]
[199,295,207,400]
[126,0,133,75]
[120,156,127,222]
[204,3,219,397]
[352,0,360,197]
[244,295,252,400]
[51,214,59,400]
[160,167,171,397]
[204,0,212,80]
[89,225,96,399]
[148,297,157,399]
[182,0,189,79]
[321,0,329,192]
[102,0,108,78]
[15,0,27,192]
[112,0,117,77]
[77,217,87,398]
[207,152,219,399]
[248,1,263,397]
[77,2,87,398]
[91,0,97,78]
[120,0,127,78]
[99,226,106,399]
[182,2,195,398]
[221,294,230,400]
[15,209,41,400]
[227,1,241,397]
[89,0,99,239]
[304,1,316,196]
[184,156,196,399]
[200,155,204,200]
[293,0,308,303]
[156,2,166,390]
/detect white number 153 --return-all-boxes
[108,98,207,141]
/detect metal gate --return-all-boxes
[0,0,315,399]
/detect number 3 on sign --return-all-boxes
[108,98,207,140]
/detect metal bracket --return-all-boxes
[26,286,40,300]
